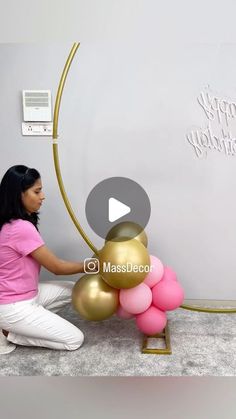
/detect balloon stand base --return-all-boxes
[141,323,172,355]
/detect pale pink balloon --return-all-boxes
[116,305,133,319]
[152,279,184,311]
[143,255,164,288]
[120,283,152,314]
[162,266,177,282]
[135,305,167,335]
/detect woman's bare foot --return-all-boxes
[2,330,9,337]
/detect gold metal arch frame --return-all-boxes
[52,42,236,355]
[52,43,98,257]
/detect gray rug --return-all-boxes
[0,306,235,376]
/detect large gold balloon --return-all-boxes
[72,273,119,321]
[105,221,148,247]
[99,238,150,289]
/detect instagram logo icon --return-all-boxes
[84,258,100,274]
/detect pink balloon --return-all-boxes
[136,305,167,335]
[162,266,177,282]
[152,279,184,311]
[120,283,152,314]
[143,255,164,288]
[116,305,133,319]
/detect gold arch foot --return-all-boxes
[141,322,171,355]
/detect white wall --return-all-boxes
[1,1,236,299]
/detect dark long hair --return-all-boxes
[0,165,41,231]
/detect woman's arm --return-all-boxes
[31,245,86,275]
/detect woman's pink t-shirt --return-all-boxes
[0,219,45,304]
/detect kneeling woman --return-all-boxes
[0,165,96,351]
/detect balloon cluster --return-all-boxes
[117,262,184,335]
[72,222,184,336]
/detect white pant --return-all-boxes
[0,281,84,351]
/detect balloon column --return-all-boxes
[72,222,185,335]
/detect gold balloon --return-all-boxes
[99,238,150,289]
[105,221,148,247]
[72,273,119,321]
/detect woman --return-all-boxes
[0,165,96,351]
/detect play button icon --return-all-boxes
[85,177,151,240]
[108,198,131,222]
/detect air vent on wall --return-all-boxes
[22,90,52,122]
[21,90,53,136]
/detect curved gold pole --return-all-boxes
[52,42,98,256]
[180,304,236,314]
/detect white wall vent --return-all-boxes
[22,90,52,122]
[22,90,53,136]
